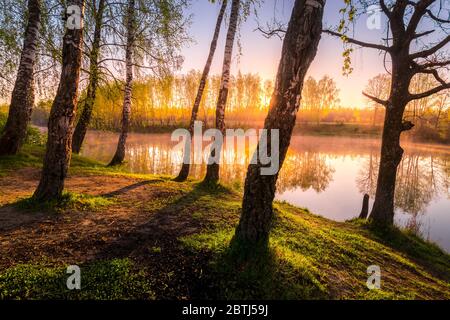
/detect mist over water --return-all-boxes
[80,131,450,253]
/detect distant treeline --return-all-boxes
[2,71,448,143]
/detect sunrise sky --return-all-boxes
[180,0,390,108]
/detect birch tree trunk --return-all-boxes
[203,0,240,184]
[108,0,135,166]
[175,0,228,182]
[34,0,85,201]
[234,0,325,247]
[72,0,106,154]
[0,0,41,156]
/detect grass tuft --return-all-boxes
[15,192,115,214]
[0,259,154,300]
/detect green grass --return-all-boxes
[293,123,383,137]
[0,111,102,176]
[1,139,449,300]
[180,227,328,300]
[0,145,43,176]
[0,112,46,146]
[179,200,450,300]
[15,192,115,214]
[353,220,450,282]
[0,259,154,300]
[0,143,122,177]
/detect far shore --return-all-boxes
[34,122,450,149]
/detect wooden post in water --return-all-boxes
[359,194,370,219]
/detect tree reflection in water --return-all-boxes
[277,151,334,193]
[80,132,449,247]
[357,150,449,235]
[103,135,336,193]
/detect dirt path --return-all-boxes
[0,168,213,299]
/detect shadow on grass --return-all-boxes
[83,182,234,298]
[0,181,225,299]
[199,237,328,300]
[355,220,450,282]
[101,180,164,198]
[0,192,115,232]
[92,182,231,258]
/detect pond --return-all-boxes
[79,131,450,252]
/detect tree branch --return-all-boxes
[363,91,389,106]
[412,30,434,39]
[323,30,391,51]
[420,59,450,69]
[380,0,391,17]
[409,83,450,101]
[418,68,448,86]
[405,0,434,40]
[426,9,450,24]
[255,27,286,40]
[411,60,450,86]
[410,35,450,59]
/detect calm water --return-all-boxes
[80,131,450,252]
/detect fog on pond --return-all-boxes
[80,131,450,252]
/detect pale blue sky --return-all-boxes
[179,0,390,107]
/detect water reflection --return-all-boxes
[80,132,450,252]
[357,151,449,234]
[277,152,334,193]
[356,151,379,198]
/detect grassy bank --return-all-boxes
[0,144,449,300]
[293,123,383,138]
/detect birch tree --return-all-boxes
[0,0,41,155]
[234,0,325,247]
[108,0,135,166]
[203,0,240,184]
[34,0,85,200]
[72,0,107,154]
[175,0,228,181]
[108,0,189,166]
